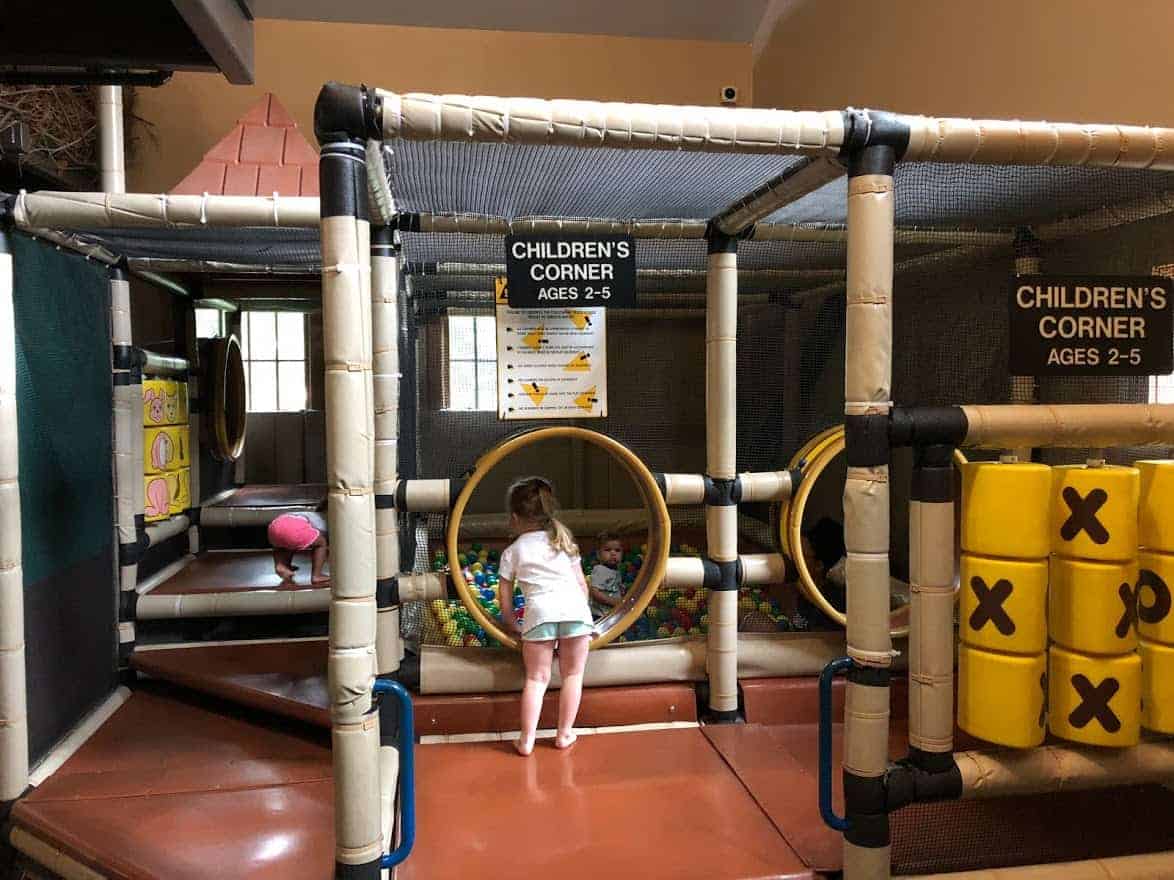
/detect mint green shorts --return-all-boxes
[522,621,594,642]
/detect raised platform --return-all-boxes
[146,550,311,595]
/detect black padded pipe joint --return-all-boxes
[890,406,969,449]
[118,531,149,565]
[653,472,667,499]
[847,664,890,688]
[844,413,890,468]
[394,212,423,233]
[119,590,138,621]
[449,479,466,507]
[377,576,399,608]
[112,345,138,371]
[911,444,956,504]
[843,771,891,848]
[335,859,383,880]
[704,477,740,507]
[907,746,959,776]
[314,81,379,145]
[394,481,408,511]
[377,678,402,748]
[319,141,368,220]
[117,641,135,665]
[109,265,127,282]
[885,756,963,811]
[707,707,740,724]
[706,559,739,591]
[375,494,396,510]
[371,224,397,249]
[186,506,201,526]
[705,228,740,254]
[788,468,804,493]
[841,108,909,168]
[1014,226,1041,260]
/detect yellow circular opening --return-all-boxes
[446,427,671,651]
[208,335,247,462]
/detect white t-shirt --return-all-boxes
[499,530,593,633]
[299,511,328,537]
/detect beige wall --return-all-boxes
[130,18,752,192]
[754,0,1174,125]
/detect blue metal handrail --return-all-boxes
[372,678,416,869]
[819,656,853,832]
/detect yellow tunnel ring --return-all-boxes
[446,426,672,651]
[782,428,967,638]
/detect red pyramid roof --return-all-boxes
[170,94,319,197]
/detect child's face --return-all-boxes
[801,536,825,583]
[598,540,623,567]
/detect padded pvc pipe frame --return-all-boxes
[0,230,28,804]
[446,427,671,651]
[320,133,383,880]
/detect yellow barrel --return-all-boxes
[959,554,1047,654]
[1049,557,1140,655]
[1137,460,1174,553]
[144,426,190,474]
[1140,638,1174,734]
[1048,644,1141,747]
[1050,464,1139,562]
[962,462,1052,559]
[957,644,1046,748]
[1137,549,1174,645]
[169,468,191,515]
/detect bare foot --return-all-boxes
[514,737,535,757]
[555,732,577,750]
[311,575,331,586]
[275,564,296,584]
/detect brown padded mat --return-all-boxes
[12,689,333,880]
[400,727,812,880]
[149,550,323,595]
[133,640,697,734]
[211,484,327,509]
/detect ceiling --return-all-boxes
[250,0,774,44]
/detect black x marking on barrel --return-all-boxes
[1068,674,1121,733]
[1116,581,1138,639]
[1059,486,1110,545]
[1137,568,1173,626]
[1038,671,1048,729]
[969,576,1015,635]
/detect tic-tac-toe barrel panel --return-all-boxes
[959,554,1048,655]
[1048,557,1140,655]
[961,462,1052,559]
[1136,550,1174,646]
[1048,644,1141,748]
[1050,465,1139,562]
[1137,460,1174,553]
[958,644,1046,749]
[1140,638,1174,735]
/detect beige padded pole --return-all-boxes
[12,191,321,231]
[183,304,201,556]
[904,116,1174,170]
[135,587,331,619]
[144,514,190,548]
[396,479,452,513]
[713,155,845,236]
[842,156,896,878]
[961,403,1174,449]
[956,740,1174,799]
[0,232,28,803]
[738,470,794,502]
[897,852,1174,880]
[378,89,846,157]
[198,504,318,527]
[321,141,382,874]
[705,239,739,718]
[110,270,138,605]
[659,473,707,506]
[97,86,126,195]
[372,228,402,675]
[663,554,787,588]
[908,497,955,757]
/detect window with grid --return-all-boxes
[240,311,308,412]
[194,307,225,339]
[447,313,497,411]
[1151,373,1174,405]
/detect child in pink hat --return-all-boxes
[267,501,329,586]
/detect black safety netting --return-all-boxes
[391,151,1174,650]
[68,226,321,271]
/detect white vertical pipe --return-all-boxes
[97,86,126,196]
[0,232,29,801]
[705,240,739,717]
[321,140,382,874]
[110,271,138,601]
[373,229,402,675]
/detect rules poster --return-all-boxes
[495,278,608,420]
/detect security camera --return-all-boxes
[721,86,738,106]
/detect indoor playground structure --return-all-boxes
[1,79,1174,880]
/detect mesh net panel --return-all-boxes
[12,233,117,763]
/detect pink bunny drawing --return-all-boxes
[145,477,170,518]
[150,432,173,471]
[144,388,165,424]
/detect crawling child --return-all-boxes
[267,500,330,587]
[588,530,626,617]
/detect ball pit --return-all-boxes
[425,541,809,647]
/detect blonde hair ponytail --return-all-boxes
[506,476,579,557]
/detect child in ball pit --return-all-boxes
[497,476,594,756]
[588,530,626,617]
